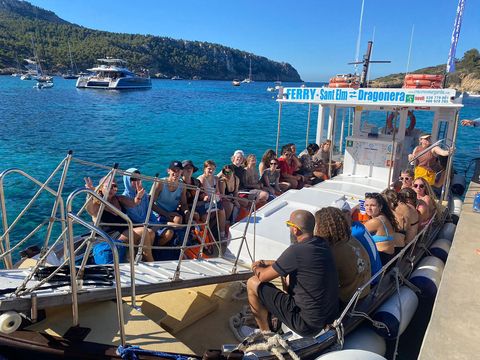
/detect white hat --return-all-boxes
[233,150,245,158]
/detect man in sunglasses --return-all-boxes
[246,210,338,338]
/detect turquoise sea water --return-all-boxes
[1,76,480,259]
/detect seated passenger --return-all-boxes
[260,158,283,197]
[287,143,302,174]
[153,161,189,227]
[298,143,328,184]
[314,139,342,177]
[230,150,269,206]
[314,207,371,304]
[363,192,399,265]
[399,169,414,190]
[197,159,227,240]
[123,168,173,245]
[181,160,206,221]
[246,210,338,337]
[244,154,268,203]
[383,189,419,245]
[413,177,439,228]
[278,145,304,189]
[218,165,241,224]
[259,149,277,176]
[84,175,155,262]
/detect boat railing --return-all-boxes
[326,206,447,347]
[0,151,73,269]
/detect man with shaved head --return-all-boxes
[246,209,338,338]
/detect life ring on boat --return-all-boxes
[385,111,416,133]
[404,74,444,82]
[184,225,216,259]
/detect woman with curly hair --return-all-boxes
[364,192,399,265]
[383,189,419,245]
[314,207,371,304]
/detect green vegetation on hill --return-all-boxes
[372,49,480,91]
[0,0,301,81]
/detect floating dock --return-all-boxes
[418,181,480,359]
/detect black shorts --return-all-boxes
[257,282,316,336]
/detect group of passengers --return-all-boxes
[83,142,343,263]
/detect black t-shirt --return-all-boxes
[272,236,339,330]
[232,164,247,190]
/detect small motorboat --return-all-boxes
[33,81,54,89]
[232,79,241,86]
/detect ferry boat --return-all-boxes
[76,58,152,90]
[0,86,467,359]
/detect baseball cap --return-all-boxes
[168,160,184,170]
[233,150,245,158]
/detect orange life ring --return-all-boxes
[386,111,416,132]
[404,74,444,82]
[404,79,442,87]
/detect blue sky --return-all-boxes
[27,0,479,81]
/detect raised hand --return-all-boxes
[84,177,95,191]
[134,180,145,201]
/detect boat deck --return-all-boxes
[418,181,480,359]
[0,257,252,312]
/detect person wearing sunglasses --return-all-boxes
[278,145,304,189]
[399,169,414,189]
[260,158,283,197]
[412,177,440,229]
[314,207,371,304]
[84,175,155,262]
[363,192,399,265]
[246,210,338,338]
[219,164,241,224]
[259,149,277,176]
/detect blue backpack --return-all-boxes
[93,240,127,264]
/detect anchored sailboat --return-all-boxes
[241,57,253,84]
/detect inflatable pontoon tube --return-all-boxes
[409,256,445,298]
[316,349,386,360]
[437,222,456,242]
[343,325,386,356]
[429,238,452,263]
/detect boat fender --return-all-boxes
[437,223,456,242]
[372,286,418,339]
[0,311,22,334]
[409,256,445,298]
[429,238,451,263]
[343,325,386,356]
[448,196,463,217]
[316,349,387,359]
[451,174,466,196]
[386,111,415,133]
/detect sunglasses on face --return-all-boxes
[285,220,301,231]
[104,183,118,189]
[270,162,278,165]
[223,170,232,175]
[399,176,411,181]
[413,183,425,189]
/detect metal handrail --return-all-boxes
[66,188,137,308]
[66,213,126,346]
[0,162,68,269]
[408,138,444,165]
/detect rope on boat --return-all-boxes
[237,331,300,360]
[392,269,402,360]
[117,345,191,360]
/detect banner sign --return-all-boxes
[279,87,458,106]
[446,0,466,73]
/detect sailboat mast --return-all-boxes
[249,57,252,81]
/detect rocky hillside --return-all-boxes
[371,49,480,92]
[0,0,301,81]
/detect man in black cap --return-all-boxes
[181,160,206,220]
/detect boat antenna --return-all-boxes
[405,25,415,74]
[354,0,366,75]
[349,41,391,87]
